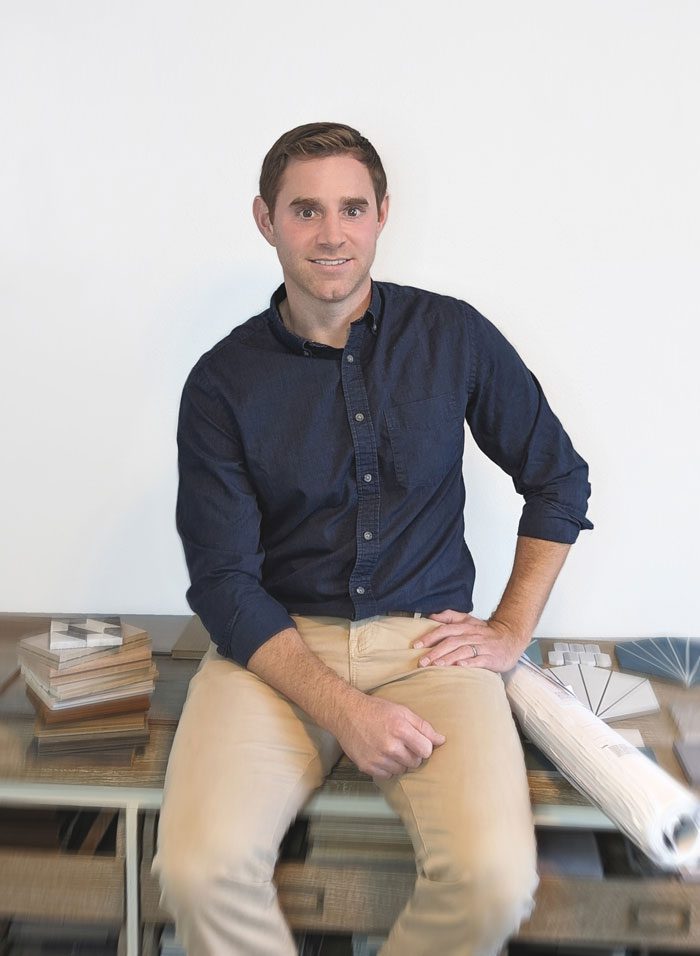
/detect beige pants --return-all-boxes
[153,615,538,956]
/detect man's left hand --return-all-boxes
[413,610,528,673]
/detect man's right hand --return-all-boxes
[332,693,446,780]
[248,627,445,779]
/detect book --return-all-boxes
[306,816,415,868]
[26,687,151,724]
[34,737,146,756]
[18,640,152,682]
[49,618,124,650]
[307,841,416,867]
[34,711,148,741]
[21,663,158,701]
[20,624,149,668]
[23,668,156,712]
[33,711,150,755]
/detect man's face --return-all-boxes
[253,154,388,310]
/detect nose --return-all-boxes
[317,212,345,249]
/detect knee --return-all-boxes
[154,839,277,918]
[470,861,539,934]
[427,850,539,937]
[154,852,214,919]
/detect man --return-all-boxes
[154,122,593,956]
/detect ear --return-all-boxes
[253,195,276,246]
[376,193,390,238]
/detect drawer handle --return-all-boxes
[630,902,690,935]
[278,888,324,916]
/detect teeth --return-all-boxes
[312,259,348,265]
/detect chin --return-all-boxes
[310,282,354,302]
[328,286,354,301]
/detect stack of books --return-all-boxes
[306,816,415,869]
[18,617,156,758]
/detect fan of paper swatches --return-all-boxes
[522,639,543,666]
[615,638,700,688]
[547,664,659,721]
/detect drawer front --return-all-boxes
[276,862,414,933]
[0,850,123,922]
[520,877,700,949]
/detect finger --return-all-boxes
[417,636,467,665]
[372,768,395,780]
[407,713,446,746]
[433,646,482,666]
[427,609,458,622]
[426,610,475,629]
[457,654,505,672]
[393,744,425,770]
[414,623,480,649]
[384,739,424,767]
[374,757,406,777]
[400,725,435,760]
[458,654,515,674]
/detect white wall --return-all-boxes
[2,1,698,638]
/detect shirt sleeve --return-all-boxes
[176,364,296,666]
[465,306,593,544]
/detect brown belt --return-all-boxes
[386,611,425,618]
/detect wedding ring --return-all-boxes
[471,644,479,658]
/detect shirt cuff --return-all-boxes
[518,502,594,545]
[223,597,297,667]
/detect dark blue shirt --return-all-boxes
[177,281,593,666]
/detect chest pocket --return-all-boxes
[384,392,464,489]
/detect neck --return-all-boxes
[280,282,372,349]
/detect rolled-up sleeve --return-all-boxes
[176,365,296,666]
[465,307,593,544]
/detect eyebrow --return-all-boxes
[288,196,371,208]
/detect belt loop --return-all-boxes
[413,611,421,619]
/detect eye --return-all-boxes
[345,206,363,218]
[298,208,316,220]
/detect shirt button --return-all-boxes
[363,473,373,482]
[363,531,373,540]
[346,354,354,363]
[356,586,365,595]
[354,412,365,422]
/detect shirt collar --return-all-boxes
[268,282,381,356]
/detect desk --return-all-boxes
[1,624,699,955]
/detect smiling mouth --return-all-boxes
[309,259,350,266]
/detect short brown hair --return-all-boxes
[259,122,387,220]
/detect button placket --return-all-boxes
[341,326,380,617]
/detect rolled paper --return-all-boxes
[504,658,700,869]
